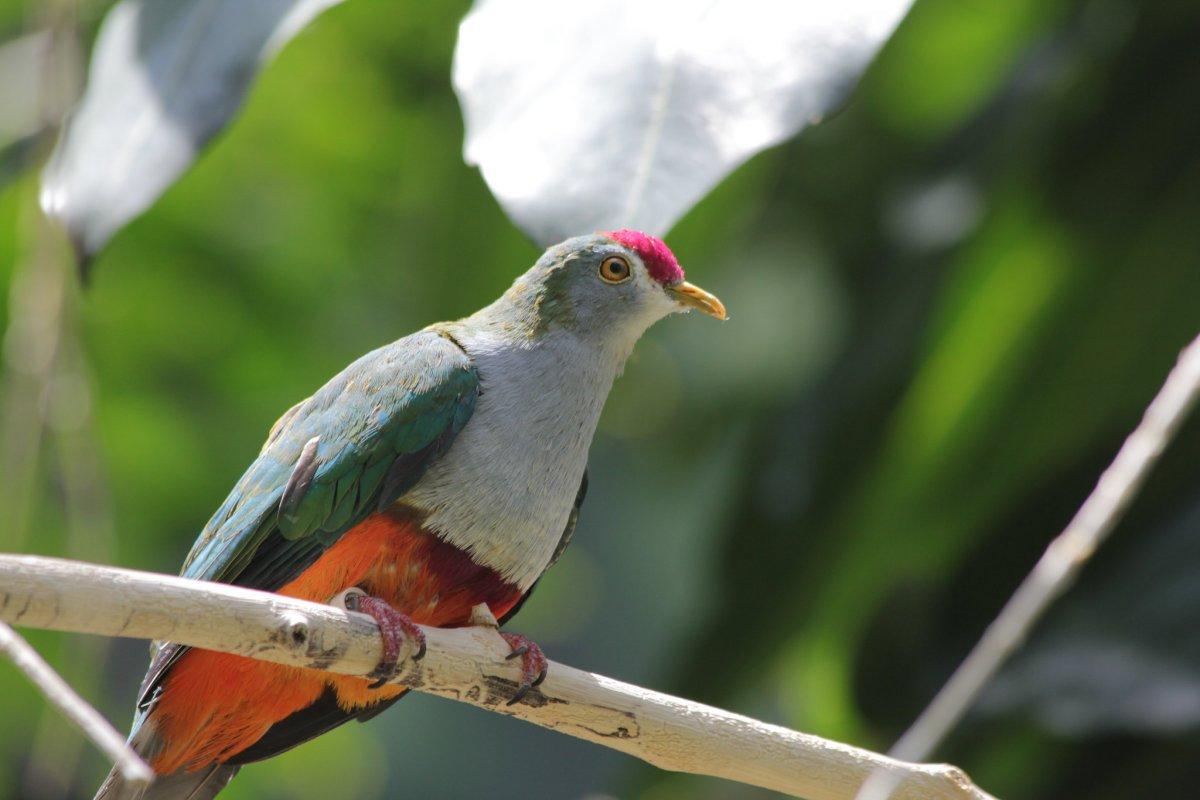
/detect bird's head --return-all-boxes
[501,230,726,345]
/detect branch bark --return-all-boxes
[0,554,995,800]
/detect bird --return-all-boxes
[94,230,725,800]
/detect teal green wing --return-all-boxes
[180,328,477,589]
[133,328,475,730]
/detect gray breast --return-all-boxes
[401,329,616,590]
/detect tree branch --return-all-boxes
[0,554,995,800]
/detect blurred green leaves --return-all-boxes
[2,1,1200,799]
[872,0,1069,136]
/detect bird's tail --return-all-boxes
[93,763,238,800]
[92,722,238,800]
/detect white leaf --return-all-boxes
[453,0,913,246]
[40,0,342,260]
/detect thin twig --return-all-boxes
[0,619,153,789]
[23,297,119,800]
[857,331,1200,800]
[0,554,995,800]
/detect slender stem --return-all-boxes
[0,554,994,800]
[0,620,153,789]
[857,331,1200,800]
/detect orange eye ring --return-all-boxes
[599,255,632,283]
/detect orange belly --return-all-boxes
[149,509,522,772]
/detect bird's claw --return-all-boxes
[345,593,426,689]
[500,632,547,705]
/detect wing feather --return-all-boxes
[136,329,478,710]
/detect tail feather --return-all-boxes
[93,763,238,800]
[93,720,238,800]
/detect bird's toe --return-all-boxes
[500,632,547,706]
[346,593,426,689]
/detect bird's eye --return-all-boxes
[599,256,631,283]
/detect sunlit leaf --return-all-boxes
[453,0,913,246]
[39,0,342,262]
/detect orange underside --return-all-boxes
[149,510,522,773]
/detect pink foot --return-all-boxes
[346,594,426,689]
[501,632,548,706]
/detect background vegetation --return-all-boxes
[2,0,1199,798]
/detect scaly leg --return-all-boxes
[343,591,426,689]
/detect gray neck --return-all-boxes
[402,304,636,589]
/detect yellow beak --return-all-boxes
[667,281,727,320]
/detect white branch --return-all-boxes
[858,331,1200,800]
[0,554,995,800]
[0,618,153,789]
